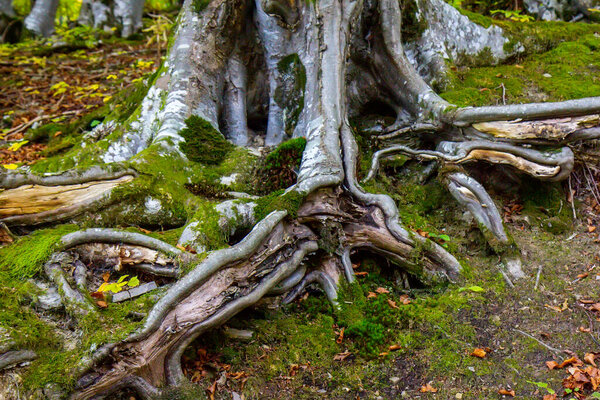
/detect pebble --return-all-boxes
[390,376,401,384]
[543,73,552,78]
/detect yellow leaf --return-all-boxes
[3,164,18,170]
[97,282,110,292]
[8,140,28,152]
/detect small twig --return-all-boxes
[513,329,562,355]
[534,265,542,291]
[498,83,506,105]
[4,110,78,138]
[568,175,577,220]
[579,305,600,349]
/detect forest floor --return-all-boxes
[2,10,600,400]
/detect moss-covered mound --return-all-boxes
[179,115,234,165]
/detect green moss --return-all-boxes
[401,0,428,41]
[179,115,234,165]
[0,224,78,279]
[254,189,306,221]
[27,79,152,174]
[274,54,306,136]
[193,0,210,13]
[254,137,306,195]
[441,32,600,107]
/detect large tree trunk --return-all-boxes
[2,0,600,397]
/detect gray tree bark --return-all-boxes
[78,0,145,36]
[24,0,59,37]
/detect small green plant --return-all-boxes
[458,285,485,293]
[491,9,534,22]
[527,380,555,395]
[97,275,140,294]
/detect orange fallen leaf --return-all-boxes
[389,344,401,351]
[585,353,597,367]
[176,244,186,251]
[515,64,524,69]
[333,351,352,361]
[399,294,411,305]
[336,327,345,344]
[388,299,398,309]
[589,225,597,233]
[90,291,104,300]
[542,394,557,400]
[545,304,563,312]
[379,352,389,357]
[546,360,559,370]
[576,272,589,280]
[367,292,377,298]
[419,383,438,393]
[102,272,110,282]
[579,326,591,333]
[354,271,368,277]
[498,388,515,396]
[416,229,429,238]
[96,300,107,308]
[558,356,583,368]
[471,348,487,358]
[375,287,390,294]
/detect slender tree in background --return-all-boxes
[2,0,600,397]
[78,0,145,37]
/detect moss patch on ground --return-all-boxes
[441,22,600,107]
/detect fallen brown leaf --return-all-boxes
[585,353,598,367]
[102,272,110,282]
[336,327,344,344]
[471,348,486,358]
[579,326,591,333]
[542,395,557,400]
[96,300,107,308]
[419,383,438,393]
[389,344,401,351]
[576,272,589,280]
[399,294,411,305]
[498,389,515,396]
[333,351,352,361]
[367,292,377,298]
[375,287,390,294]
[546,360,559,370]
[354,271,368,277]
[558,356,583,369]
[387,299,398,309]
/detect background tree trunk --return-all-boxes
[24,0,59,37]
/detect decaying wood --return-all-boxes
[472,115,600,141]
[0,175,134,225]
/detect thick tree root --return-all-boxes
[0,350,37,371]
